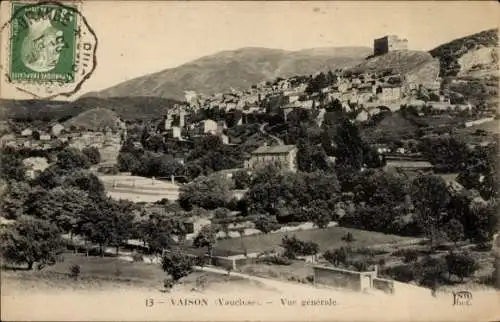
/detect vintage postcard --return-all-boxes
[0,1,499,321]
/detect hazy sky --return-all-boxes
[5,1,500,98]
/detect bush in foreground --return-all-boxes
[161,252,194,282]
[445,251,479,281]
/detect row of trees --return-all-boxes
[340,171,498,249]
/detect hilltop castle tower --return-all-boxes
[373,35,408,56]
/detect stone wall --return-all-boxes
[372,277,395,294]
[313,265,376,291]
[208,256,236,270]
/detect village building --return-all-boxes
[23,157,49,179]
[39,132,51,141]
[167,126,182,139]
[21,128,33,137]
[355,110,369,122]
[216,121,228,134]
[378,84,402,102]
[184,217,212,240]
[0,134,15,147]
[202,119,218,135]
[383,155,433,178]
[219,133,229,145]
[245,144,298,173]
[51,123,65,136]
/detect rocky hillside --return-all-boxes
[352,50,440,88]
[430,28,498,77]
[86,47,372,100]
[430,28,499,108]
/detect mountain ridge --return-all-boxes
[85,46,372,100]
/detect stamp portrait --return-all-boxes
[1,1,97,99]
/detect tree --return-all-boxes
[82,147,101,165]
[193,225,217,260]
[30,186,91,239]
[56,148,90,170]
[323,247,350,266]
[137,212,178,255]
[467,200,498,247]
[418,256,448,290]
[78,198,135,256]
[0,216,64,270]
[1,181,31,219]
[161,251,194,282]
[117,152,140,172]
[444,219,465,247]
[296,139,330,172]
[214,208,231,223]
[419,136,470,172]
[0,153,27,182]
[334,118,365,171]
[411,175,450,251]
[281,235,319,259]
[32,166,63,189]
[232,170,251,190]
[179,175,231,210]
[445,251,478,281]
[134,153,185,178]
[342,232,356,245]
[144,134,164,153]
[306,199,331,228]
[62,170,106,201]
[253,214,281,233]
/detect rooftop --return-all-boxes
[251,144,297,155]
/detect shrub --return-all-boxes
[347,259,370,272]
[383,264,416,283]
[163,277,174,290]
[323,247,350,266]
[253,214,281,234]
[69,264,81,279]
[195,255,206,267]
[445,252,479,281]
[418,256,448,288]
[161,252,194,282]
[281,235,319,258]
[353,247,387,256]
[342,232,356,243]
[260,255,292,266]
[402,250,419,263]
[306,275,314,284]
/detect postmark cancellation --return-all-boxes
[0,1,97,99]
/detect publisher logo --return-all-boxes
[452,291,472,306]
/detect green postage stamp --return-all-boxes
[1,1,97,99]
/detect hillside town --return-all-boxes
[1,30,499,304]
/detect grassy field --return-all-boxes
[239,261,315,283]
[215,226,414,254]
[1,253,242,292]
